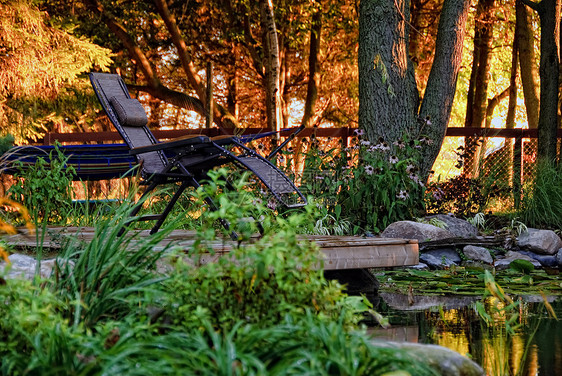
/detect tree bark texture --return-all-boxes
[516,0,540,129]
[359,0,419,143]
[537,0,561,162]
[417,0,471,177]
[359,0,470,179]
[522,0,561,163]
[462,0,495,177]
[301,7,322,128]
[260,0,281,133]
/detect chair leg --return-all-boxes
[149,182,190,235]
[189,177,238,240]
[118,180,160,237]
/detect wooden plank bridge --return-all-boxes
[3,227,419,270]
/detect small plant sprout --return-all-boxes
[505,218,528,237]
[467,212,486,229]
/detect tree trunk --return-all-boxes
[359,0,470,180]
[516,0,540,129]
[301,6,322,128]
[462,0,495,177]
[521,0,561,163]
[359,0,419,143]
[259,0,281,133]
[417,0,471,178]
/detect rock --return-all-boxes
[0,254,73,280]
[406,263,430,270]
[516,228,562,255]
[463,245,493,264]
[371,341,485,376]
[518,250,558,268]
[557,248,562,269]
[420,253,457,269]
[380,292,480,311]
[381,221,453,242]
[424,248,462,264]
[425,214,479,238]
[494,251,542,270]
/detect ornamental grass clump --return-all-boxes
[519,160,562,229]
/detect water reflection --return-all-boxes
[371,294,562,375]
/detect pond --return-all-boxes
[371,268,562,375]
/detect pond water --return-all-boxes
[371,293,562,375]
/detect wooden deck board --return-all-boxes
[3,227,419,270]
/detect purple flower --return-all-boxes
[406,164,416,174]
[353,129,365,137]
[393,140,406,149]
[365,165,375,175]
[396,190,409,200]
[389,155,399,164]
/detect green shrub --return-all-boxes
[87,314,436,376]
[519,161,562,229]
[0,278,84,375]
[160,173,368,332]
[7,143,75,224]
[293,132,427,234]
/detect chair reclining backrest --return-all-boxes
[89,72,167,175]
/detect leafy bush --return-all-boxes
[159,171,368,331]
[7,143,75,224]
[51,201,177,328]
[293,132,427,234]
[425,175,510,218]
[0,173,437,375]
[0,278,79,375]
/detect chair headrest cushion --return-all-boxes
[109,96,148,127]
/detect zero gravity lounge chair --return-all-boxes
[89,72,306,235]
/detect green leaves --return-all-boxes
[7,143,75,225]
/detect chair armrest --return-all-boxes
[130,135,211,155]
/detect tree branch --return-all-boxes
[519,0,541,12]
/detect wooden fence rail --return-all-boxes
[42,126,556,146]
[42,127,355,145]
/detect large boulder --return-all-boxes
[420,253,457,269]
[0,254,72,280]
[381,221,453,242]
[372,341,485,376]
[494,251,541,270]
[426,214,479,238]
[424,248,462,264]
[463,245,493,264]
[516,228,562,255]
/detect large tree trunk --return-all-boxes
[260,0,281,133]
[359,0,470,180]
[301,6,322,128]
[462,0,495,177]
[358,0,419,143]
[522,0,561,163]
[417,0,471,178]
[516,0,540,129]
